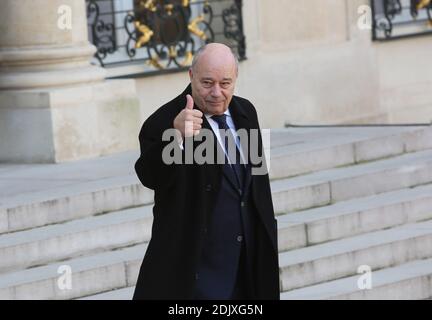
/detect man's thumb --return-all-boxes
[185,94,194,110]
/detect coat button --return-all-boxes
[205,184,212,192]
[237,235,243,242]
[240,201,245,207]
[195,273,199,280]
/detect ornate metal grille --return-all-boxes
[372,0,432,40]
[86,0,246,75]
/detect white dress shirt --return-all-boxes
[178,109,246,164]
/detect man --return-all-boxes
[133,43,279,300]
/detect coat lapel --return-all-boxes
[188,86,254,195]
[228,98,253,192]
[200,115,240,191]
[229,97,253,166]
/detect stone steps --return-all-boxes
[269,126,432,180]
[2,179,431,275]
[0,175,153,235]
[0,205,153,273]
[1,213,431,299]
[271,148,432,214]
[0,243,146,300]
[1,126,432,299]
[278,183,432,251]
[281,258,432,300]
[85,257,432,300]
[3,144,430,242]
[1,126,431,234]
[279,219,432,292]
[79,286,135,300]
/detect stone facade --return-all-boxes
[1,0,431,162]
[135,0,432,128]
[0,0,140,163]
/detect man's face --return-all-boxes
[189,50,237,116]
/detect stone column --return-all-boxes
[0,0,141,162]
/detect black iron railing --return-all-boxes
[86,0,246,73]
[372,0,432,40]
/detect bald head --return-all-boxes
[189,43,238,115]
[191,43,239,75]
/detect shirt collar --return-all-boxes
[204,108,231,120]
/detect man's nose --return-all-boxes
[210,84,222,97]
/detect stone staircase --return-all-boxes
[1,126,432,300]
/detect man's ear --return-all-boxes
[188,68,193,81]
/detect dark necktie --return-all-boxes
[211,114,245,189]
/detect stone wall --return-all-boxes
[133,0,432,128]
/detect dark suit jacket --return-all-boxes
[133,84,280,299]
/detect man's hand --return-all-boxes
[173,94,203,138]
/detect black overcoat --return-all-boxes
[133,84,280,300]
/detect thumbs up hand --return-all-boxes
[174,94,203,138]
[185,94,194,110]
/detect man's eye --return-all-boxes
[221,82,231,88]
